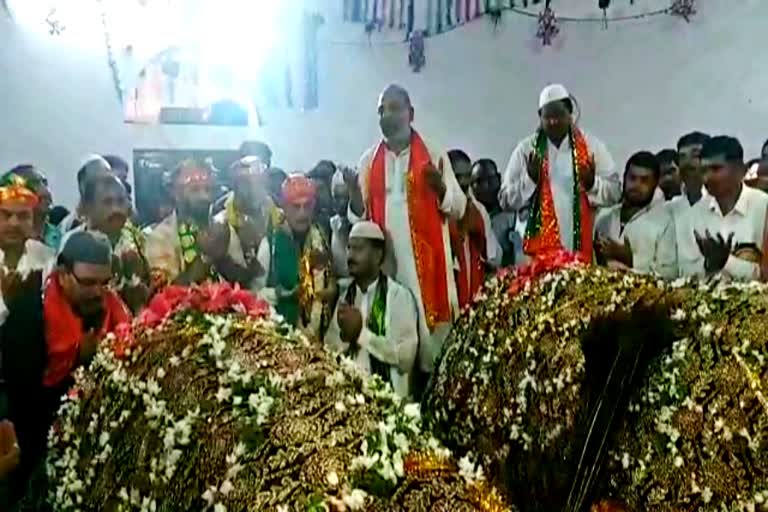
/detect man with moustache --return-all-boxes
[690,136,768,281]
[472,158,518,267]
[43,231,131,416]
[349,84,466,380]
[593,151,678,278]
[145,160,241,287]
[501,84,619,263]
[655,149,682,201]
[668,131,710,277]
[62,174,150,313]
[0,173,55,327]
[212,157,274,290]
[59,155,114,235]
[256,175,336,341]
[448,149,501,308]
[3,165,58,250]
[325,221,418,398]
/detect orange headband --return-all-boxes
[0,174,39,208]
[282,175,316,205]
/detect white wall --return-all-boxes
[1,0,766,208]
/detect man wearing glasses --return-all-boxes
[43,231,131,403]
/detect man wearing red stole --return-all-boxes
[448,149,502,308]
[500,84,620,263]
[349,84,467,377]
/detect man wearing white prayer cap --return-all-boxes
[500,83,620,264]
[325,220,419,398]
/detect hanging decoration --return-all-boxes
[408,30,425,72]
[45,7,64,35]
[598,0,610,29]
[669,0,696,22]
[536,2,559,46]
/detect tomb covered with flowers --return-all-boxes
[423,251,768,512]
[42,282,510,511]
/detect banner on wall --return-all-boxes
[133,148,239,226]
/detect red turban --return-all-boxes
[281,175,316,205]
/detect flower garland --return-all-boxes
[42,283,511,511]
[424,259,768,510]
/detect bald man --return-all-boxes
[350,84,466,379]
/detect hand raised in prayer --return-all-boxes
[595,234,633,268]
[337,304,363,345]
[424,161,447,202]
[0,420,20,480]
[695,230,733,274]
[525,151,542,184]
[580,153,597,191]
[198,222,230,262]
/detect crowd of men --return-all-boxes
[1,81,768,507]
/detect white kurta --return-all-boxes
[353,136,467,372]
[593,200,678,279]
[666,188,707,278]
[500,130,620,258]
[325,276,419,398]
[470,193,503,268]
[0,239,55,326]
[689,185,768,281]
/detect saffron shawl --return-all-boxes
[366,131,452,331]
[43,272,131,387]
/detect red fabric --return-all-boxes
[450,201,487,308]
[43,272,132,387]
[138,282,270,329]
[366,130,452,330]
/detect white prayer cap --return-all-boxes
[349,221,385,241]
[539,83,570,109]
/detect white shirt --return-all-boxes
[500,130,620,253]
[330,214,350,278]
[689,185,768,281]
[325,276,419,398]
[0,239,55,326]
[666,189,707,277]
[471,194,502,268]
[594,199,678,279]
[353,135,467,372]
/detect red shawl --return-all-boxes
[450,201,487,308]
[43,272,131,387]
[366,130,452,331]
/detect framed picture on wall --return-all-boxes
[133,148,239,227]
